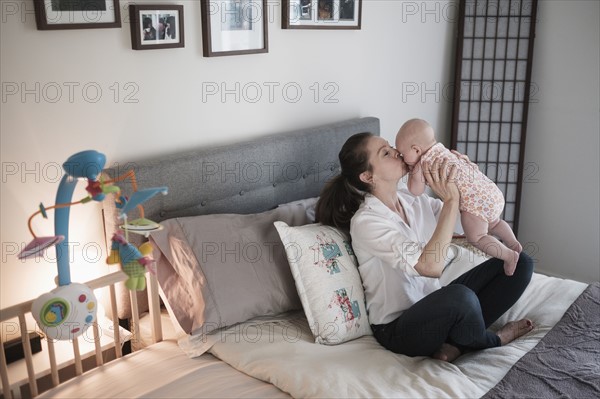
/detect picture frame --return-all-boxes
[33,0,121,30]
[282,0,362,29]
[201,0,268,57]
[129,4,185,50]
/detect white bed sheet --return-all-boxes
[37,340,290,398]
[203,273,587,398]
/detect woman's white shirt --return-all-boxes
[350,187,460,325]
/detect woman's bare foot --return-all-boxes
[497,319,534,345]
[432,343,461,362]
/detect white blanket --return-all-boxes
[203,273,586,398]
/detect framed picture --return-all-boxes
[33,0,121,30]
[201,0,268,57]
[129,5,185,50]
[282,0,362,29]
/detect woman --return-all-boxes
[316,132,534,362]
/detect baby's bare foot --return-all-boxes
[503,250,519,276]
[432,343,461,362]
[497,319,534,345]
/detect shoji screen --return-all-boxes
[451,0,538,235]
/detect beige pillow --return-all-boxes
[150,198,318,336]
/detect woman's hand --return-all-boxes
[422,159,459,203]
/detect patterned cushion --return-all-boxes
[274,222,372,344]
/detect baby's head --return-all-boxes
[395,118,437,166]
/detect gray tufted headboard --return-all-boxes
[102,116,380,318]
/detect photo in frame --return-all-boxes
[282,0,361,29]
[33,0,121,30]
[129,4,185,50]
[201,0,268,57]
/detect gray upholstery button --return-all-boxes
[302,174,307,179]
[201,201,207,206]
[330,165,336,171]
[272,183,277,187]
[159,210,166,217]
[239,190,245,196]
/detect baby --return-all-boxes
[395,118,522,276]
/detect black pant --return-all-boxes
[371,253,534,357]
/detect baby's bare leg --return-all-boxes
[489,219,522,253]
[461,212,519,276]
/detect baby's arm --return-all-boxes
[407,160,426,196]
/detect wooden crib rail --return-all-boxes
[0,271,163,399]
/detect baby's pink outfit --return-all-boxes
[420,143,504,223]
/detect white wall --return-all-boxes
[519,1,600,283]
[1,1,458,308]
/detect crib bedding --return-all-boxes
[199,273,588,398]
[37,340,290,398]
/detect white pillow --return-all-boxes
[274,222,372,345]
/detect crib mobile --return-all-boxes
[17,150,168,341]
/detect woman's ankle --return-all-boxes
[433,343,461,362]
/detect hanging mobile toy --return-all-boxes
[101,169,168,291]
[18,150,168,341]
[107,232,155,291]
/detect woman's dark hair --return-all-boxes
[316,132,374,235]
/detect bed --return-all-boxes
[2,117,598,398]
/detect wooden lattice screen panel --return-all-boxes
[451,0,538,235]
